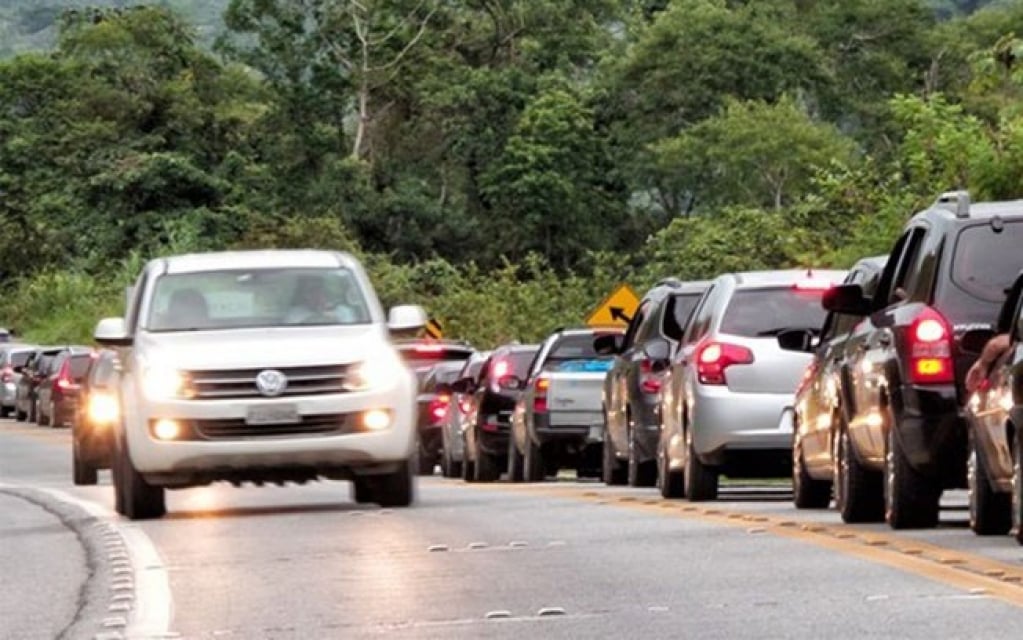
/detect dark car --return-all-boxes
[72,350,120,485]
[36,346,93,427]
[823,190,1023,529]
[14,347,62,422]
[415,360,468,475]
[778,256,887,512]
[440,351,492,478]
[460,343,540,483]
[394,339,474,386]
[596,279,710,487]
[1,344,36,418]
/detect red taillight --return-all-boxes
[639,359,663,395]
[792,280,833,292]
[0,365,12,383]
[54,361,74,392]
[533,375,550,413]
[696,341,754,385]
[907,308,954,385]
[428,393,451,423]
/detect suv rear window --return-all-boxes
[547,334,610,362]
[490,350,537,379]
[951,221,1023,303]
[720,287,829,337]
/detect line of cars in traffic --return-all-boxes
[412,189,1023,545]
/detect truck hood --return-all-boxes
[136,325,390,370]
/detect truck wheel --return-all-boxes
[0,405,9,418]
[117,438,166,520]
[72,436,98,486]
[884,422,939,529]
[371,458,415,507]
[658,440,684,499]
[627,427,656,488]
[968,430,1011,535]
[683,428,718,501]
[524,438,544,483]
[352,477,373,503]
[441,445,462,479]
[507,437,524,483]
[793,438,831,509]
[15,406,26,421]
[835,426,883,523]
[474,440,501,483]
[1013,428,1023,545]
[416,441,435,477]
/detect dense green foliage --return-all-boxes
[3,1,1023,347]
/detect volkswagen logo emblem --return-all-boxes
[255,369,288,397]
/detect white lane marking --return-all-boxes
[38,488,174,640]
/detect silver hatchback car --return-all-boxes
[658,269,846,500]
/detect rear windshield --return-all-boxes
[543,334,615,372]
[490,350,537,379]
[69,355,92,379]
[720,287,828,337]
[951,221,1023,303]
[8,351,32,367]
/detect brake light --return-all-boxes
[639,359,663,395]
[792,280,833,292]
[907,307,954,385]
[54,361,75,392]
[533,375,551,413]
[0,365,12,383]
[428,393,450,424]
[414,344,446,354]
[696,341,754,385]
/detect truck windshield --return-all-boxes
[146,268,371,332]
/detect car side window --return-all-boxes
[633,301,663,345]
[684,286,718,346]
[889,227,927,305]
[621,302,649,350]
[126,271,149,334]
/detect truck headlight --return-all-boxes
[143,367,192,399]
[344,353,403,392]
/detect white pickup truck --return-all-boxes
[509,327,623,481]
[94,250,427,519]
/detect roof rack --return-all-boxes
[933,190,971,219]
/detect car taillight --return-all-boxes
[639,359,663,395]
[533,375,551,413]
[429,394,450,423]
[458,396,472,414]
[54,361,74,392]
[696,341,754,386]
[907,307,954,385]
[0,365,12,383]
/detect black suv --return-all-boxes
[824,190,1023,528]
[460,343,540,482]
[596,279,709,486]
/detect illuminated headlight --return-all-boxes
[142,367,192,399]
[344,353,403,392]
[87,392,120,425]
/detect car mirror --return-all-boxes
[777,328,816,353]
[94,317,132,347]
[960,328,997,355]
[388,305,428,333]
[594,333,623,355]
[822,284,869,316]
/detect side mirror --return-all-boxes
[94,317,133,347]
[777,328,816,353]
[822,284,870,316]
[594,333,623,355]
[388,305,428,332]
[960,328,997,355]
[643,338,672,373]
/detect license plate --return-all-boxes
[245,404,300,425]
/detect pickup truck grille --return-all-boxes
[186,365,351,399]
[194,414,353,439]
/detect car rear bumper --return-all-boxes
[533,411,603,442]
[690,386,792,462]
[896,385,966,484]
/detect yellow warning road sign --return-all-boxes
[424,318,444,339]
[586,284,640,328]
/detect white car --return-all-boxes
[95,250,426,520]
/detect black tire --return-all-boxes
[352,477,374,504]
[968,430,1011,535]
[834,426,884,523]
[416,443,435,477]
[658,440,685,499]
[1012,427,1023,545]
[112,442,125,516]
[793,438,831,509]
[473,434,501,483]
[507,437,524,483]
[524,437,545,482]
[684,428,718,501]
[15,406,26,421]
[35,399,47,426]
[371,458,415,507]
[627,426,656,488]
[601,407,627,485]
[0,405,10,418]
[50,400,62,429]
[462,455,477,483]
[884,421,940,529]
[441,444,462,479]
[117,438,166,520]
[72,436,98,486]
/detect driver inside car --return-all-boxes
[283,275,356,324]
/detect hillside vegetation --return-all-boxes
[3,0,1023,347]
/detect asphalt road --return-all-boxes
[4,418,1023,639]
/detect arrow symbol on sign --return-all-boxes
[610,307,632,323]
